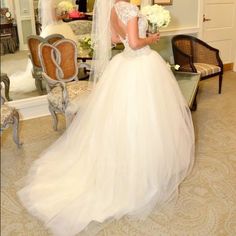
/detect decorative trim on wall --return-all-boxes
[160,26,200,36]
[154,0,173,5]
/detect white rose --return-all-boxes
[174,64,180,70]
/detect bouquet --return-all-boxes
[141,4,171,33]
[79,36,94,57]
[57,1,74,15]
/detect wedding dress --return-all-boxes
[18,2,195,236]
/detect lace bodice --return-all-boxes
[114,1,151,57]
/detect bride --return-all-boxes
[10,0,77,93]
[18,0,195,235]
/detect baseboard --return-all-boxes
[6,95,50,120]
[224,63,233,71]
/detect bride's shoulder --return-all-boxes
[115,1,139,12]
[114,1,139,22]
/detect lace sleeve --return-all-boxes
[115,2,139,25]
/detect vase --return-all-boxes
[148,23,159,34]
[79,47,93,57]
[61,11,69,20]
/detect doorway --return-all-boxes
[201,0,236,64]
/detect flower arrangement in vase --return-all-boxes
[141,4,171,34]
[57,1,74,17]
[79,36,94,57]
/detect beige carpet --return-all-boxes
[1,72,236,236]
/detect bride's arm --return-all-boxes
[127,17,160,49]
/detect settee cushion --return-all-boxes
[68,20,92,36]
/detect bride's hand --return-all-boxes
[147,32,161,44]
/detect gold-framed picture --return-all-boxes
[154,0,173,5]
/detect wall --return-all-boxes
[233,1,236,71]
[151,0,199,63]
[1,0,14,16]
[0,0,6,7]
[87,0,95,12]
[165,0,199,30]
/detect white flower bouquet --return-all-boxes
[141,4,171,33]
[57,1,74,15]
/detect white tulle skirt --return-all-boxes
[18,49,195,236]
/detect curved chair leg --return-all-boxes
[49,105,58,131]
[218,74,223,94]
[1,73,12,101]
[12,110,22,148]
[35,79,44,95]
[4,77,12,101]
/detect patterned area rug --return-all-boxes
[1,72,236,236]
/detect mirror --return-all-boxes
[1,0,94,102]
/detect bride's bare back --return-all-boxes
[110,1,160,49]
[110,7,127,42]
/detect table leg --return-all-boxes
[191,87,199,111]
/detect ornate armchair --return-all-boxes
[39,39,91,130]
[27,34,65,94]
[1,96,21,147]
[172,35,223,94]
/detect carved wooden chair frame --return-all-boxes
[27,34,65,94]
[39,39,86,130]
[172,34,224,94]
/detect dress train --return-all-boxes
[18,48,195,236]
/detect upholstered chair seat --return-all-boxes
[1,97,21,147]
[1,104,15,127]
[47,81,91,111]
[182,63,221,78]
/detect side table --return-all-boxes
[0,23,18,55]
[174,71,201,111]
[77,50,92,80]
